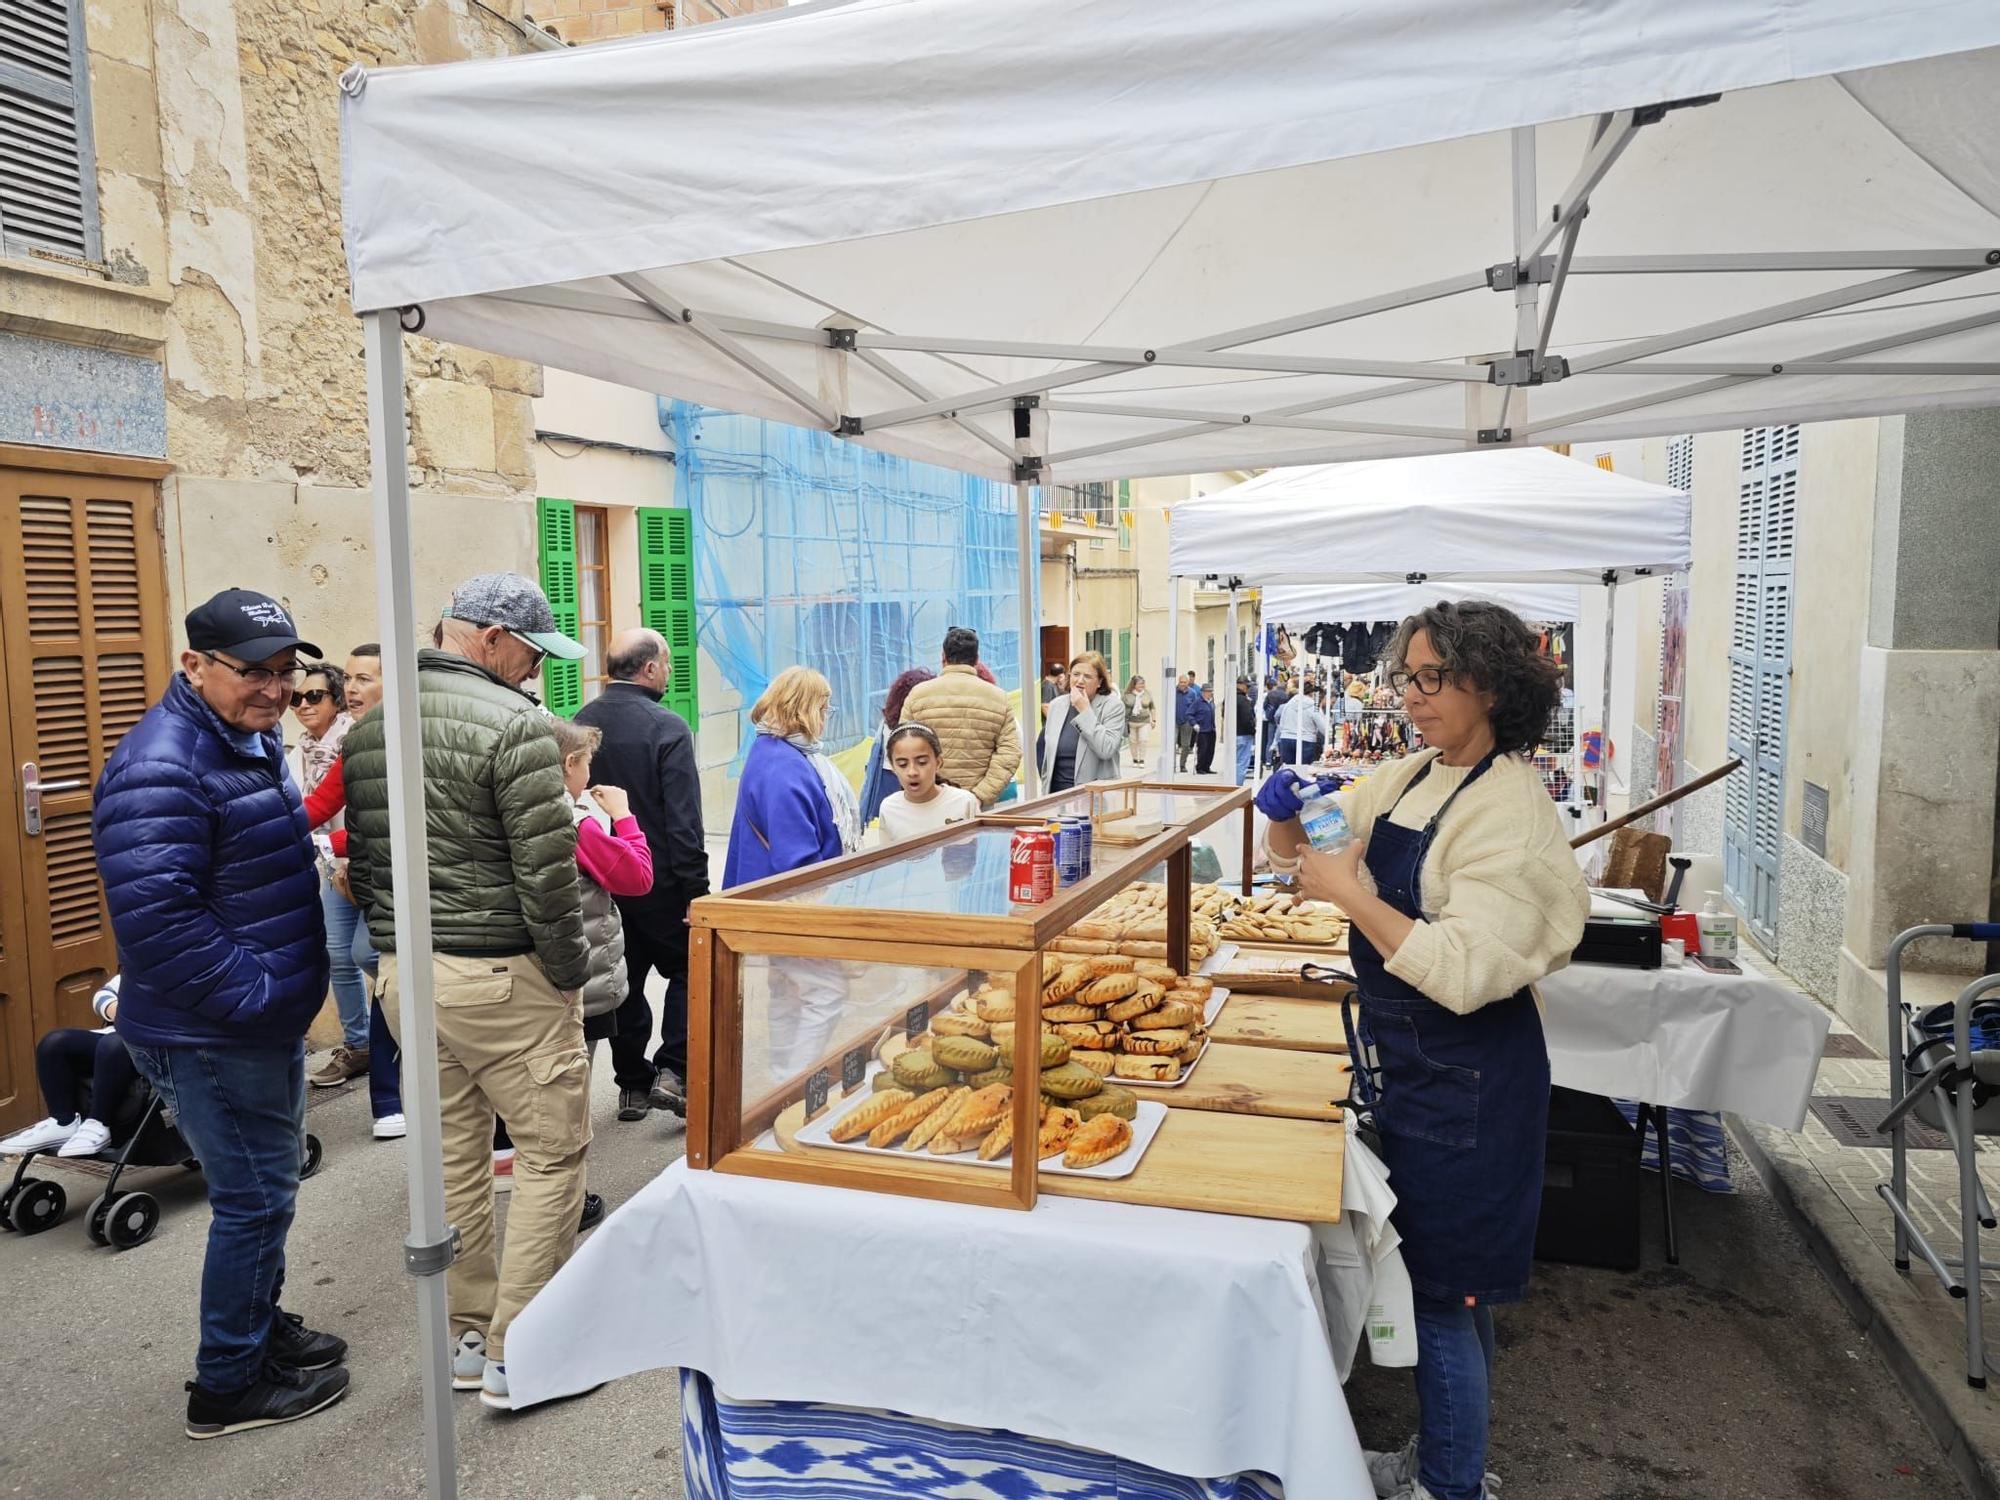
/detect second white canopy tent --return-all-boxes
[1163,446,1694,796]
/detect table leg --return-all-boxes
[1651,1104,1679,1266]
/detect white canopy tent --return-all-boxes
[1264,582,1582,628]
[1164,448,1690,784]
[335,5,2000,1495]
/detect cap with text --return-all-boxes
[442,572,586,660]
[186,588,321,662]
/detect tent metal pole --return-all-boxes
[1016,478,1040,799]
[1045,415,1466,467]
[613,272,840,428]
[1495,125,1542,437]
[1568,249,2000,275]
[362,310,458,1500]
[851,347,1017,463]
[1565,267,1977,375]
[1525,110,1639,262]
[1610,360,2000,377]
[1527,305,2000,435]
[1224,587,1240,783]
[1163,576,1180,778]
[1599,576,1619,818]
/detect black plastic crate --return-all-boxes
[1534,1085,1641,1271]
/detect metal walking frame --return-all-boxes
[1875,921,2000,1389]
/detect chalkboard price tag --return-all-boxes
[804,1068,831,1122]
[905,1003,929,1042]
[842,1045,869,1096]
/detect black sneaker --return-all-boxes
[185,1361,350,1439]
[647,1073,687,1116]
[266,1309,347,1371]
[579,1192,605,1233]
[616,1088,651,1122]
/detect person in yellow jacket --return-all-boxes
[899,625,1022,806]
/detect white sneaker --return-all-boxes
[1366,1435,1419,1498]
[1383,1468,1500,1499]
[56,1118,112,1158]
[372,1113,407,1140]
[0,1117,77,1155]
[451,1329,488,1391]
[478,1358,511,1411]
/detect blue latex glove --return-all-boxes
[1255,768,1345,823]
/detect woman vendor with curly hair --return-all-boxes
[1258,600,1589,1500]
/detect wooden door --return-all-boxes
[0,459,170,1131]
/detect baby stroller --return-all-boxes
[1,1070,324,1251]
[1876,919,2000,1388]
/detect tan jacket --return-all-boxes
[901,664,1022,806]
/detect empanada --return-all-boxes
[1121,1029,1190,1055]
[1041,1003,1099,1024]
[867,1087,951,1148]
[1131,1001,1199,1030]
[1042,964,1092,1002]
[1086,955,1136,977]
[1063,1114,1134,1169]
[830,1089,913,1142]
[1081,972,1143,1005]
[1105,989,1164,1024]
[904,1086,970,1151]
[1112,1055,1179,1082]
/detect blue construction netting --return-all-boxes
[665,401,1032,784]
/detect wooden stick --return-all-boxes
[1570,758,1743,849]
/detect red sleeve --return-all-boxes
[576,815,655,898]
[305,757,349,857]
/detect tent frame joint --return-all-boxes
[1476,426,1514,444]
[1015,455,1045,482]
[1631,93,1721,128]
[824,327,858,350]
[404,1223,462,1278]
[1486,255,1556,292]
[1489,352,1568,387]
[836,414,864,436]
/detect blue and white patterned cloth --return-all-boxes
[682,1370,1285,1500]
[1616,1103,1735,1192]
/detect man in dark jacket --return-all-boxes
[344,572,591,1412]
[1234,676,1258,784]
[573,627,708,1121]
[1189,684,1218,775]
[1260,672,1292,769]
[95,587,350,1439]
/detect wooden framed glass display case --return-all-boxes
[687,780,1252,1212]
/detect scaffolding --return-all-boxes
[666,402,1029,789]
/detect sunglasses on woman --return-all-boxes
[291,687,335,708]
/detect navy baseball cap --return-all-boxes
[186,588,320,662]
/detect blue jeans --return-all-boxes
[1413,1292,1497,1500]
[354,921,403,1120]
[126,1040,306,1392]
[1234,733,1255,784]
[322,877,370,1050]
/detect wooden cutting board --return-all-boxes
[1207,949,1353,999]
[770,1099,1342,1223]
[1166,1041,1349,1120]
[1208,994,1355,1054]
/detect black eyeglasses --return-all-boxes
[291,688,335,708]
[202,652,305,690]
[1389,667,1453,697]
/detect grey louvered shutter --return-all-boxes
[0,0,102,262]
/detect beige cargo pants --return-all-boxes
[380,951,591,1362]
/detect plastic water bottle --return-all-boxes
[1297,788,1353,854]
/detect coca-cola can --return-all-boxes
[1009,827,1055,904]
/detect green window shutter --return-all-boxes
[638,506,699,728]
[537,497,583,717]
[1117,629,1131,690]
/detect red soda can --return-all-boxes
[1009,827,1055,904]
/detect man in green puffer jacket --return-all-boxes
[343,572,591,1411]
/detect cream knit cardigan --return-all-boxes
[1280,749,1589,1014]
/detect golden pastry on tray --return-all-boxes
[1063,1114,1134,1169]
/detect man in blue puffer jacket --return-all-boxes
[94,587,350,1440]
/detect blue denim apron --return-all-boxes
[1344,751,1550,1304]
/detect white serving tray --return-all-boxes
[796,1070,1167,1180]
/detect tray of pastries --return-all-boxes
[795,1063,1168,1179]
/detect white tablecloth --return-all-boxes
[508,1139,1404,1496]
[1539,960,1830,1130]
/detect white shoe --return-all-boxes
[478,1358,512,1411]
[56,1118,112,1158]
[451,1329,488,1391]
[0,1117,78,1155]
[372,1113,407,1140]
[1366,1435,1419,1498]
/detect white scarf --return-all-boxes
[758,724,862,855]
